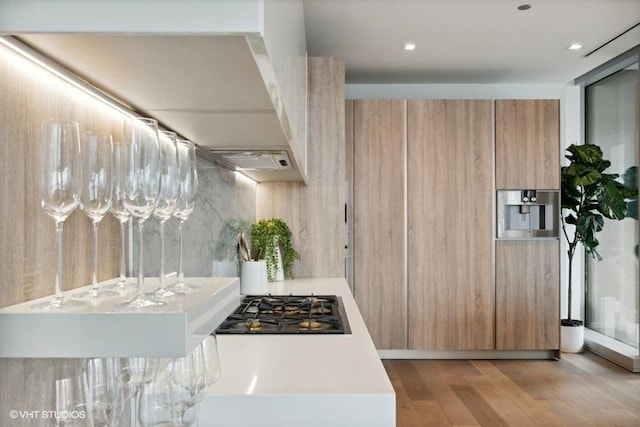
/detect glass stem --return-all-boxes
[119,220,127,283]
[178,220,184,284]
[137,221,145,297]
[133,385,141,427]
[54,220,64,299]
[92,221,99,289]
[159,221,166,289]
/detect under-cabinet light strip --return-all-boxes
[0,35,136,119]
[234,170,258,186]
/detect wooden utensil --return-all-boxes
[239,232,251,261]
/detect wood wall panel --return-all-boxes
[407,100,495,350]
[0,42,124,422]
[257,58,345,278]
[495,100,560,189]
[0,43,121,309]
[496,240,560,350]
[353,99,406,349]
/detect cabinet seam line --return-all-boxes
[403,99,409,350]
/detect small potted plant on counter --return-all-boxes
[251,218,300,282]
[560,143,636,352]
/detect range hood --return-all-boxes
[211,150,293,175]
[0,0,308,183]
[211,151,291,171]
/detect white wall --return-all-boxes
[346,82,585,321]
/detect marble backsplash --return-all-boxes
[133,156,255,280]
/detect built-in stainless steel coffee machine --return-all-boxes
[496,190,559,239]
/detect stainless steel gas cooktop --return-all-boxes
[215,294,351,334]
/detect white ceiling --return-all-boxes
[303,0,640,84]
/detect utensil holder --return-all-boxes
[240,260,268,294]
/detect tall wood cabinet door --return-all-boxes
[258,58,345,278]
[495,100,560,189]
[496,240,560,350]
[353,99,406,349]
[407,100,495,350]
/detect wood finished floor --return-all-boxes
[384,352,640,427]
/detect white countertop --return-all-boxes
[200,278,396,427]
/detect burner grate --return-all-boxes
[215,294,350,335]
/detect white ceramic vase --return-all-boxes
[240,260,268,295]
[273,241,284,282]
[265,236,285,282]
[560,324,584,353]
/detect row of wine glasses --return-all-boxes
[26,337,220,426]
[138,339,220,426]
[35,117,198,311]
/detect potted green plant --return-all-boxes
[560,143,636,352]
[251,218,300,282]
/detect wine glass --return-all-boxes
[25,361,90,426]
[201,335,222,386]
[170,139,198,295]
[33,119,87,310]
[146,352,207,426]
[138,368,174,427]
[55,364,93,427]
[139,365,197,427]
[119,117,165,309]
[86,358,119,426]
[153,131,180,299]
[165,349,206,426]
[109,141,134,290]
[189,340,216,425]
[76,132,118,299]
[117,357,159,426]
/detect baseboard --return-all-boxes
[378,349,559,360]
[584,328,640,372]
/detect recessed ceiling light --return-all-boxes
[403,43,416,51]
[567,43,583,51]
[517,4,531,11]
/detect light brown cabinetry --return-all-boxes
[352,99,406,349]
[495,100,560,189]
[495,99,560,352]
[407,100,495,350]
[496,240,560,350]
[257,58,345,278]
[349,98,560,353]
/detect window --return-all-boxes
[584,60,639,348]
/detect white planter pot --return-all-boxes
[273,242,285,282]
[265,236,285,282]
[240,260,268,295]
[561,324,584,353]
